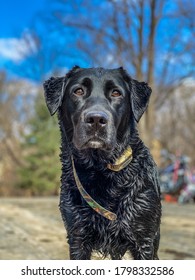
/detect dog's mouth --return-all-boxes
[86,138,105,149]
[78,136,113,151]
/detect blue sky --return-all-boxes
[0,0,49,79]
[0,0,194,83]
[0,0,46,37]
[0,0,90,80]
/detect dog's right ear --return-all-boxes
[43,66,80,115]
[43,76,65,115]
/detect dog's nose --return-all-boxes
[85,111,108,128]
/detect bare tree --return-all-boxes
[44,0,194,146]
[0,71,37,193]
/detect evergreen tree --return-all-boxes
[18,93,61,195]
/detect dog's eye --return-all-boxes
[74,88,84,96]
[111,90,122,97]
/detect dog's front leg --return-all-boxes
[130,238,155,260]
[133,228,160,260]
[68,235,92,260]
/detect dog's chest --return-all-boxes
[90,212,134,257]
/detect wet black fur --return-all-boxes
[43,66,161,260]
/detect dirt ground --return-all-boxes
[0,197,195,260]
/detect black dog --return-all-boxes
[43,66,161,260]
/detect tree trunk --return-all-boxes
[139,0,157,148]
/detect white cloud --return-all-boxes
[182,77,195,87]
[0,37,32,62]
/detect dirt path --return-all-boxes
[0,197,195,260]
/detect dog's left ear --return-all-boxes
[131,79,152,122]
[120,67,152,122]
[43,76,65,115]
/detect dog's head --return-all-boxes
[43,66,151,151]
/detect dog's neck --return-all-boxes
[71,155,117,221]
[71,145,133,221]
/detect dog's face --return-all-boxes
[44,66,151,151]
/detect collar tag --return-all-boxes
[107,146,133,172]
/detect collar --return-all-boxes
[71,146,133,221]
[107,146,133,171]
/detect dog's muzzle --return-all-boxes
[73,108,116,150]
